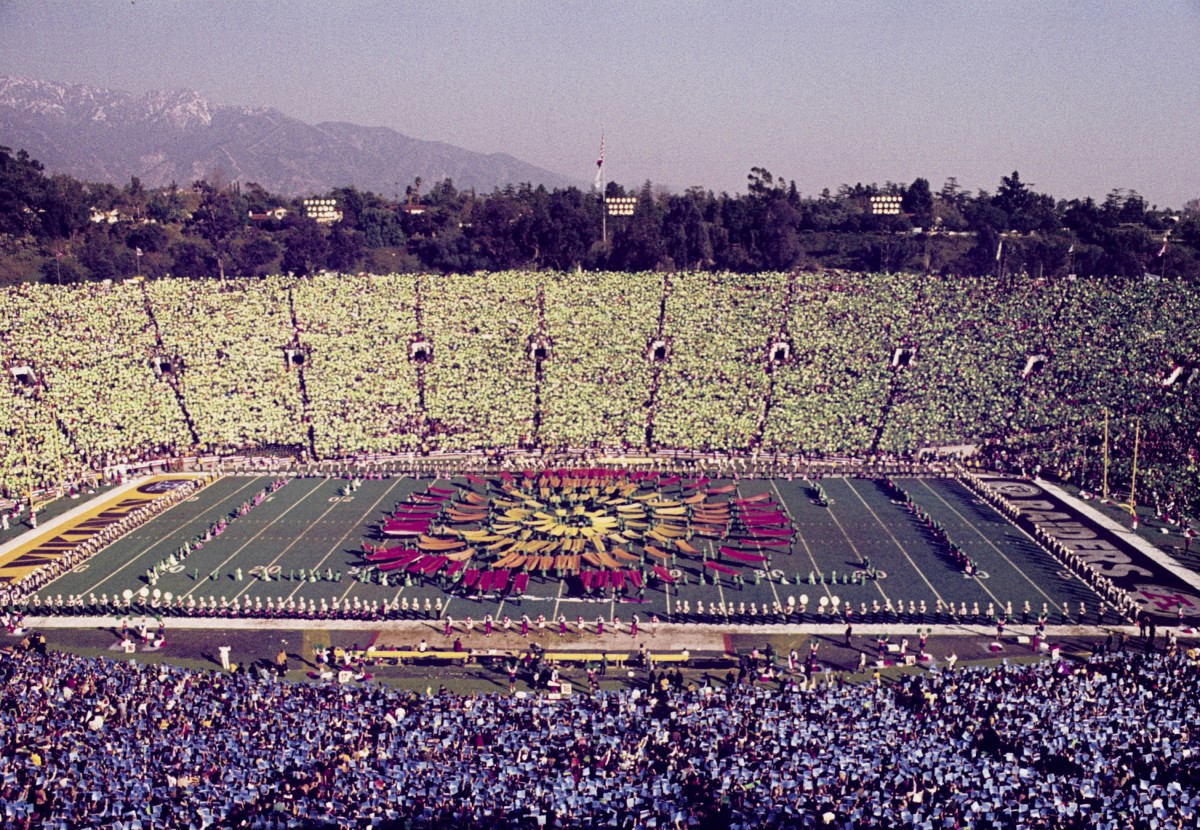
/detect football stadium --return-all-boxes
[2,271,1200,829]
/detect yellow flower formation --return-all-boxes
[369,469,750,577]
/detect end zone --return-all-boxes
[0,475,207,586]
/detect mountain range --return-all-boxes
[0,76,581,196]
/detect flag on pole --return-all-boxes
[1158,236,1168,257]
[594,132,604,191]
[1067,244,1074,254]
[135,247,144,258]
[996,239,1003,261]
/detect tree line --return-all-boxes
[1,145,1197,284]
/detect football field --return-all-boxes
[25,472,1105,627]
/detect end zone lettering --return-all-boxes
[997,480,1195,617]
[0,482,192,583]
[138,479,192,494]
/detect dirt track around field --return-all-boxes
[10,616,1194,681]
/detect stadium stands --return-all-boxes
[422,271,539,450]
[764,272,912,453]
[293,273,424,457]
[541,271,660,449]
[1,271,1197,512]
[0,642,1197,828]
[146,276,307,453]
[654,272,787,451]
[0,281,191,493]
[2,271,1199,828]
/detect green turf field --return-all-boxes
[32,472,1104,626]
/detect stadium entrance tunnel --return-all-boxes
[151,354,183,377]
[1022,354,1047,378]
[891,346,917,369]
[647,338,671,363]
[528,334,553,362]
[409,338,434,363]
[767,338,792,368]
[9,364,38,393]
[282,344,310,369]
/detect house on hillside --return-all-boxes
[248,207,289,221]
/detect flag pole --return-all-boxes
[595,130,606,245]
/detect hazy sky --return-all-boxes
[3,1,1198,206]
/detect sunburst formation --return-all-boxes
[361,468,795,594]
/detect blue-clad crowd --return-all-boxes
[1,641,1197,829]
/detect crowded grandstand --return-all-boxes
[2,271,1198,506]
[1,635,1198,828]
[2,270,1200,829]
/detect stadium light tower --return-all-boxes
[593,133,639,243]
[869,195,903,272]
[606,197,637,215]
[869,195,902,215]
[603,197,637,245]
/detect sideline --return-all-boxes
[12,616,1178,644]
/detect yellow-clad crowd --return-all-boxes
[0,271,1196,506]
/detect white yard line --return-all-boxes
[76,477,262,595]
[915,478,1057,607]
[548,578,566,627]
[843,478,949,605]
[295,478,409,605]
[818,483,892,605]
[737,481,782,611]
[226,497,349,604]
[713,536,728,613]
[770,479,832,604]
[181,478,327,600]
